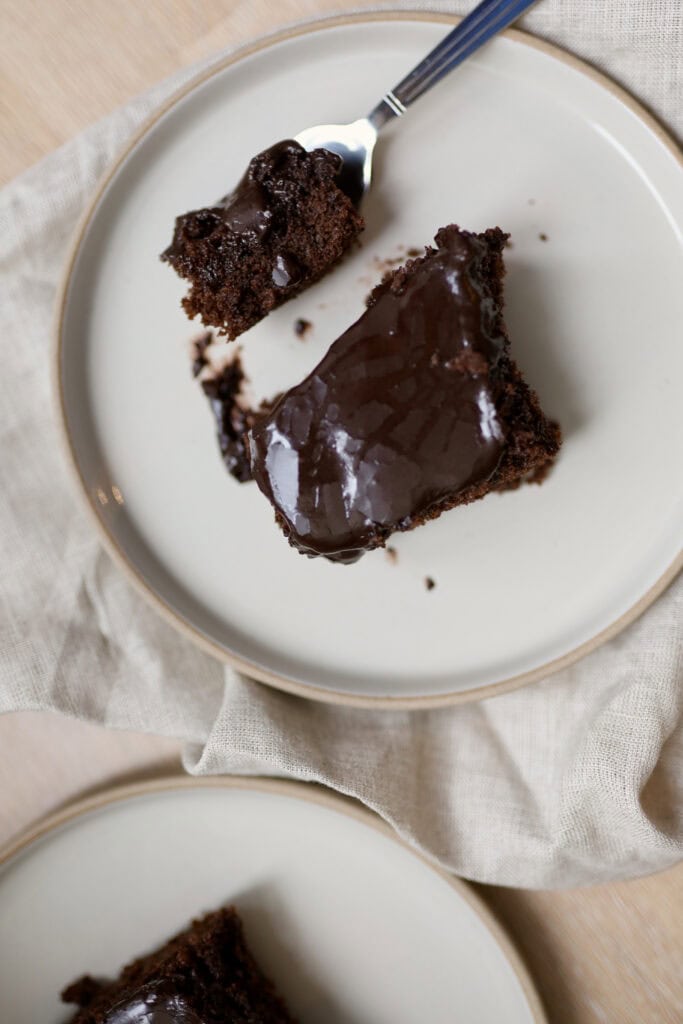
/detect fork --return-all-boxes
[296,0,539,204]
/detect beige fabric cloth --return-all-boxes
[1,2,681,888]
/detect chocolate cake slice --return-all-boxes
[162,140,364,339]
[247,225,561,563]
[61,907,295,1023]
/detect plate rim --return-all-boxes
[53,9,683,709]
[0,774,547,1024]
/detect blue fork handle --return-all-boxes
[369,0,539,125]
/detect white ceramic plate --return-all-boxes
[0,778,545,1024]
[57,14,683,706]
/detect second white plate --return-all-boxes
[57,14,683,704]
[0,779,545,1024]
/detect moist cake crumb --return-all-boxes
[191,331,213,378]
[294,317,312,338]
[539,232,548,241]
[425,576,436,591]
[372,253,404,273]
[386,546,398,564]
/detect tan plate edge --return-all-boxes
[0,774,548,1024]
[53,9,683,710]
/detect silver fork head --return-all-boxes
[295,117,378,207]
[294,0,540,207]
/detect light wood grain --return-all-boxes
[0,0,373,185]
[1,3,682,1021]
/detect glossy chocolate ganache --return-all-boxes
[102,978,203,1024]
[248,225,526,563]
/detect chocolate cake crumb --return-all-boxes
[372,247,423,277]
[196,337,279,482]
[61,976,102,1009]
[425,576,436,591]
[62,907,294,1024]
[372,253,404,276]
[200,355,255,482]
[191,331,213,378]
[539,232,548,242]
[294,317,312,338]
[386,546,398,564]
[162,140,364,339]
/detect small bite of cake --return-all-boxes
[247,225,561,563]
[162,140,364,339]
[61,907,295,1024]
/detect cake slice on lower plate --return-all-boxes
[61,907,295,1024]
[247,224,562,563]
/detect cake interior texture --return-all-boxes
[161,140,364,339]
[247,225,562,563]
[61,907,295,1024]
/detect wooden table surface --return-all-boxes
[1,3,681,1021]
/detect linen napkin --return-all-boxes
[1,1,681,888]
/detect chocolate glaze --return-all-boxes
[248,226,508,563]
[163,140,342,259]
[272,252,301,288]
[216,141,310,242]
[220,180,272,240]
[104,978,204,1024]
